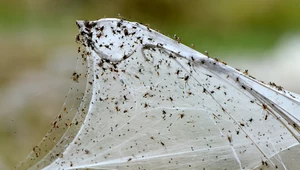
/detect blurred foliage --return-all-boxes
[0,0,300,168]
[1,0,300,52]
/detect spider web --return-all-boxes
[17,18,300,170]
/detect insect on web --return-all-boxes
[16,18,300,170]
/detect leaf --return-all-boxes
[17,18,300,170]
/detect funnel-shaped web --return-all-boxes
[17,18,300,170]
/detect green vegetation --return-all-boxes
[1,0,300,53]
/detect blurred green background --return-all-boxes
[1,0,300,169]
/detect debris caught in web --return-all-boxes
[16,18,300,170]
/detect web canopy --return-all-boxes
[17,18,300,170]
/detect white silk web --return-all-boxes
[17,18,300,170]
